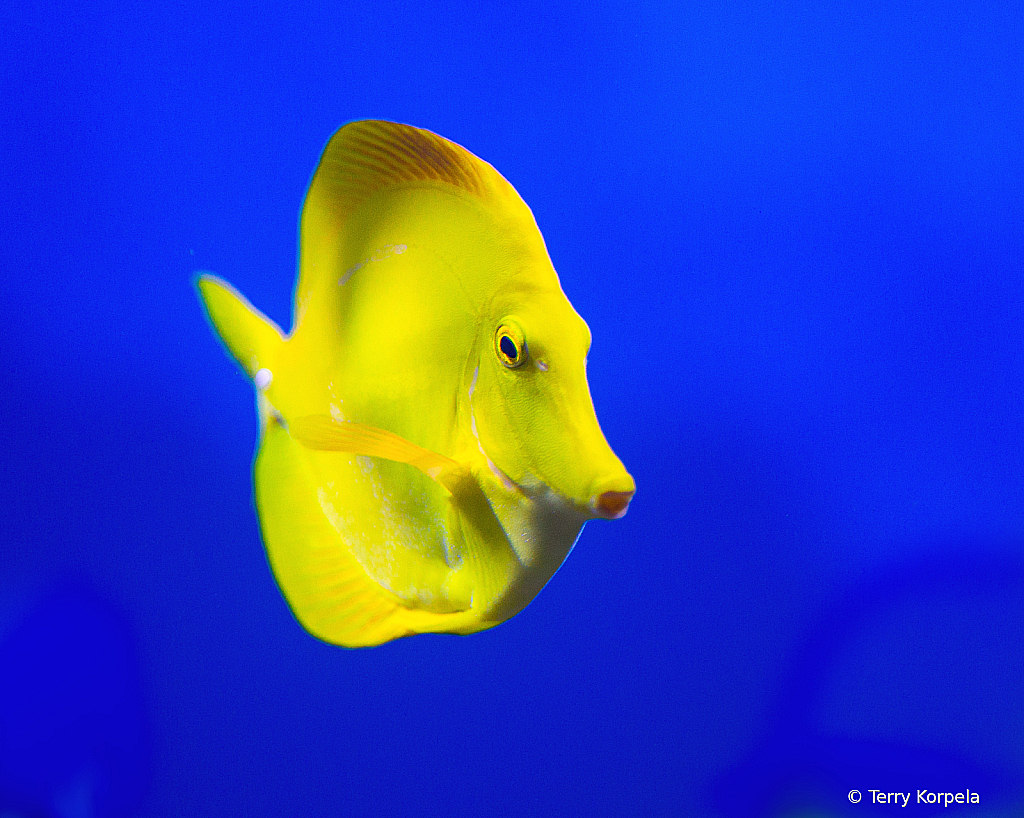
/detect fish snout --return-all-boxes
[588,474,636,520]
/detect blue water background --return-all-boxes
[1,2,1021,815]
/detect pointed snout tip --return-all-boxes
[595,490,634,519]
[590,477,636,520]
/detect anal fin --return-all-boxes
[256,421,484,647]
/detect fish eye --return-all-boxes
[495,323,527,369]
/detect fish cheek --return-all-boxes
[471,360,533,483]
[502,351,610,504]
[493,364,571,489]
[512,376,583,494]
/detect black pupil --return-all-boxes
[500,335,518,361]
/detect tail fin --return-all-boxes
[195,274,284,377]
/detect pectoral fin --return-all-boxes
[289,415,469,494]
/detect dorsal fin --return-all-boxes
[312,120,491,206]
[295,120,526,325]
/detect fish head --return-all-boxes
[470,278,635,520]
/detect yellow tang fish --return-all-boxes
[197,120,634,647]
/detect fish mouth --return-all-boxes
[484,456,635,523]
[590,489,634,520]
[486,455,635,522]
[586,471,636,520]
